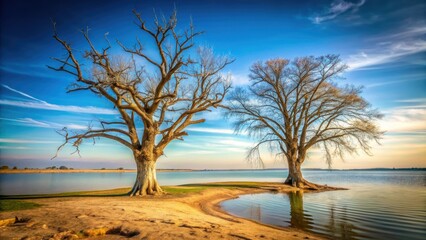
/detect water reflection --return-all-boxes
[325,205,359,239]
[285,191,360,239]
[246,203,262,222]
[288,191,313,231]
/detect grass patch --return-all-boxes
[181,182,264,189]
[0,188,131,200]
[162,186,208,194]
[0,200,42,211]
[0,182,270,199]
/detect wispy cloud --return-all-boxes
[380,106,426,133]
[0,63,57,79]
[348,40,426,70]
[370,26,426,42]
[0,146,31,150]
[172,136,254,156]
[187,127,235,135]
[395,98,426,103]
[230,74,250,86]
[347,23,426,70]
[364,73,425,88]
[0,138,58,144]
[0,117,88,130]
[311,0,366,24]
[1,85,116,115]
[2,84,47,103]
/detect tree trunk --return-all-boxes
[284,159,322,190]
[284,159,305,187]
[129,159,163,196]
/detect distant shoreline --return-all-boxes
[0,167,424,174]
[0,169,193,174]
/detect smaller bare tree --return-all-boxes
[50,10,233,196]
[226,55,383,189]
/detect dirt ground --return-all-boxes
[0,183,325,240]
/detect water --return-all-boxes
[220,170,426,240]
[1,170,425,239]
[0,169,285,195]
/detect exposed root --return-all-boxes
[129,160,164,196]
[284,177,337,190]
[128,181,163,196]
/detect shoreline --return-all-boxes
[2,167,424,174]
[0,182,336,239]
[0,169,193,174]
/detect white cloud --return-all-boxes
[348,40,426,70]
[364,73,425,88]
[347,23,426,70]
[380,108,426,133]
[230,74,250,86]
[0,146,31,150]
[187,127,235,135]
[0,117,88,130]
[173,150,217,156]
[2,84,47,103]
[395,98,426,103]
[213,139,253,147]
[0,99,116,115]
[371,26,426,42]
[0,138,58,144]
[311,0,366,24]
[1,85,116,115]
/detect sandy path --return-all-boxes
[0,184,324,240]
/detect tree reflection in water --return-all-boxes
[326,205,360,239]
[247,203,262,222]
[287,191,360,239]
[287,191,313,231]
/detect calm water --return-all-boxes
[1,170,425,239]
[220,170,426,240]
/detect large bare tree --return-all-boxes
[50,10,233,196]
[226,55,383,189]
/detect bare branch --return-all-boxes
[227,55,383,169]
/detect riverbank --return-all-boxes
[0,168,193,174]
[0,182,334,239]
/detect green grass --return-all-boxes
[182,182,264,189]
[0,188,131,200]
[0,200,42,212]
[0,182,267,200]
[162,186,209,194]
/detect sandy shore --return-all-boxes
[0,169,192,174]
[0,182,327,240]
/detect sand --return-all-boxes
[0,182,325,240]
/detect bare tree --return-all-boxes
[50,10,233,196]
[226,55,383,189]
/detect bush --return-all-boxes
[0,166,9,170]
[118,167,124,170]
[59,166,68,170]
[12,166,18,170]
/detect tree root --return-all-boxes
[128,180,163,196]
[284,177,336,190]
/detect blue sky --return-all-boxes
[0,0,425,169]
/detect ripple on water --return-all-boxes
[221,186,426,240]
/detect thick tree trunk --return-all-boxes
[129,159,163,196]
[284,159,323,190]
[284,159,305,187]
